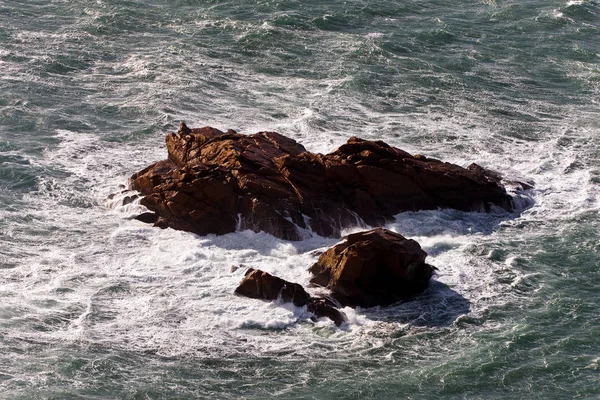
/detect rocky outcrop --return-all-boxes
[130,124,514,240]
[235,229,436,321]
[309,228,435,308]
[235,268,347,326]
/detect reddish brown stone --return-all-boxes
[308,228,435,308]
[235,268,311,307]
[130,124,514,240]
[234,268,347,326]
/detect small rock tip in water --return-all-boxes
[178,122,191,136]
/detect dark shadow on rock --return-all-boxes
[356,280,471,328]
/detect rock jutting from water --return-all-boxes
[130,124,514,240]
[309,228,435,308]
[235,228,435,324]
[234,267,347,326]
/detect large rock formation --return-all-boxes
[235,268,347,326]
[309,228,435,308]
[130,124,513,240]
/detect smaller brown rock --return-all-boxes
[235,268,347,326]
[309,228,435,308]
[235,268,310,307]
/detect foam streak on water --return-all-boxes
[1,0,600,398]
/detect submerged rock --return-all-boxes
[309,228,435,308]
[235,268,347,326]
[130,125,514,240]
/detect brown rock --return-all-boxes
[235,268,347,326]
[235,268,311,307]
[309,228,435,308]
[130,126,515,240]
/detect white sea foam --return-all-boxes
[0,148,477,358]
[4,109,592,361]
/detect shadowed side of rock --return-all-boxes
[130,125,515,240]
[235,268,347,326]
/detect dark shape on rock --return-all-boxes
[178,122,191,136]
[309,228,435,308]
[122,194,139,206]
[306,297,346,327]
[134,211,159,224]
[130,126,514,240]
[235,268,347,326]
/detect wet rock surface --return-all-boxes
[130,125,514,240]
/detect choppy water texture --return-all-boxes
[1,0,600,398]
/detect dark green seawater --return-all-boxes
[1,0,599,398]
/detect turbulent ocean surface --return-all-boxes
[1,0,599,398]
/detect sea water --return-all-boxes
[1,0,599,398]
